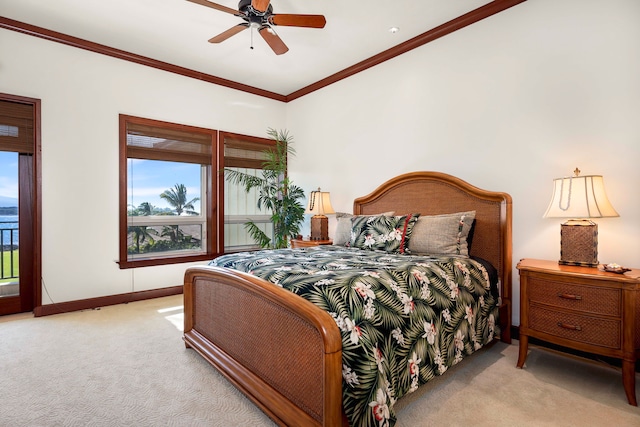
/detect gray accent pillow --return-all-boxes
[407,211,476,256]
[333,211,394,246]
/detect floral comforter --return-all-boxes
[210,245,499,427]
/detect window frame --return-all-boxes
[118,115,220,269]
[220,131,277,253]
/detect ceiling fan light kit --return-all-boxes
[188,0,326,55]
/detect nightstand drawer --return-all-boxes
[527,277,621,317]
[529,304,621,348]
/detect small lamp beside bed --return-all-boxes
[305,188,335,240]
[543,168,619,267]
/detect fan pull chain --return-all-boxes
[250,27,254,50]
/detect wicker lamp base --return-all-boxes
[310,215,329,240]
[559,219,598,267]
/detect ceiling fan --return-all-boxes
[187,0,326,55]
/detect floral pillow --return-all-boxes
[349,214,420,254]
[333,211,395,246]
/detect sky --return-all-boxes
[0,153,201,212]
[0,151,18,207]
[127,159,202,213]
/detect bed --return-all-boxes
[183,171,512,427]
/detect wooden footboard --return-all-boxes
[183,266,344,427]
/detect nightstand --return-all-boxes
[516,258,640,406]
[290,238,333,248]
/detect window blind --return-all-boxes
[126,121,212,165]
[0,100,34,154]
[223,134,275,169]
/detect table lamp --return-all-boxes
[543,168,618,267]
[305,188,335,240]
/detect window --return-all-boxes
[220,132,275,253]
[119,115,219,268]
[118,118,277,267]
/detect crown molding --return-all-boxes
[1,0,526,103]
[0,16,286,102]
[286,0,527,101]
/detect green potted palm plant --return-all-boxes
[224,128,306,249]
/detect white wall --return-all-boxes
[287,0,640,325]
[1,29,287,304]
[2,0,638,323]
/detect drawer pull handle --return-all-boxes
[557,292,582,301]
[557,322,582,331]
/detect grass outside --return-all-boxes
[0,249,19,284]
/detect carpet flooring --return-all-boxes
[1,295,639,426]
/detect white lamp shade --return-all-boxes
[543,175,618,218]
[305,189,335,216]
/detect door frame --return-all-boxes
[0,93,41,315]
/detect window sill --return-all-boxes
[117,253,216,269]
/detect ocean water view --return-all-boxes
[0,215,18,247]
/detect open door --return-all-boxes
[0,94,41,315]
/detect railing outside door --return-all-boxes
[0,222,18,281]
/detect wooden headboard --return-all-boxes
[354,171,513,321]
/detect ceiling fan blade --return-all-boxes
[258,27,288,55]
[186,0,239,15]
[208,24,249,43]
[269,14,326,29]
[251,0,271,13]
